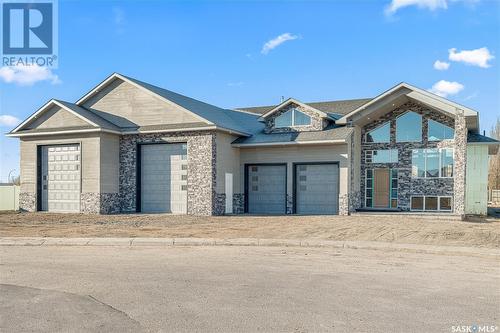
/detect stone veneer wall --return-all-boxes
[80,193,100,214]
[119,131,217,216]
[264,102,328,134]
[360,101,458,211]
[347,130,361,214]
[453,111,467,216]
[19,192,36,212]
[100,193,121,214]
[233,194,245,214]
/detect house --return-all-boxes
[7,73,499,216]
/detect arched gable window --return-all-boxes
[396,111,422,142]
[366,122,390,143]
[428,119,454,141]
[275,109,311,128]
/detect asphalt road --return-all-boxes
[0,246,498,332]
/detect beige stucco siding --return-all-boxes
[215,131,241,194]
[20,134,101,194]
[100,133,120,193]
[26,106,89,129]
[82,79,203,127]
[239,144,349,198]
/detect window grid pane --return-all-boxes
[275,110,293,128]
[366,123,390,143]
[411,197,424,210]
[396,112,422,142]
[293,110,311,126]
[428,119,454,141]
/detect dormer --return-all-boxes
[258,98,335,133]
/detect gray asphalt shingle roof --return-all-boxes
[236,98,372,117]
[232,125,353,146]
[467,132,500,144]
[123,75,263,135]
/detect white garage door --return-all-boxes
[295,164,339,214]
[41,145,81,213]
[247,165,286,214]
[140,143,188,214]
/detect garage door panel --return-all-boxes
[141,144,187,214]
[41,144,81,213]
[296,164,339,215]
[247,165,286,214]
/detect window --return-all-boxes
[365,169,373,207]
[293,109,311,126]
[275,109,311,128]
[365,149,398,163]
[411,196,453,211]
[366,122,390,143]
[425,197,438,210]
[275,110,292,127]
[412,148,454,178]
[440,149,454,177]
[396,112,422,142]
[425,149,439,178]
[411,196,424,210]
[428,120,454,141]
[390,169,398,208]
[411,150,426,178]
[439,197,452,211]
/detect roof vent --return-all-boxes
[280,96,284,103]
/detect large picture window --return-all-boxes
[428,119,454,141]
[365,122,390,143]
[411,148,454,178]
[396,112,422,142]
[275,109,311,128]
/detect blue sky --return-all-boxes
[0,0,499,181]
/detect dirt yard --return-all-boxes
[1,212,499,248]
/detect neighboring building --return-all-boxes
[7,73,499,216]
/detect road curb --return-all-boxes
[0,237,498,257]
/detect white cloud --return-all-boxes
[0,65,61,86]
[428,80,464,97]
[0,115,20,127]
[385,0,447,15]
[385,0,479,15]
[448,47,494,68]
[433,60,450,70]
[261,33,299,55]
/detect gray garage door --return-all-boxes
[41,145,81,213]
[247,165,286,214]
[141,144,188,214]
[295,164,339,214]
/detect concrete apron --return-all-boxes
[0,237,498,258]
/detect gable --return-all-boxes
[81,78,204,128]
[264,102,327,133]
[337,83,478,131]
[25,105,89,130]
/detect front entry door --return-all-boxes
[373,169,390,208]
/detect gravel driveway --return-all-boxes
[1,212,499,248]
